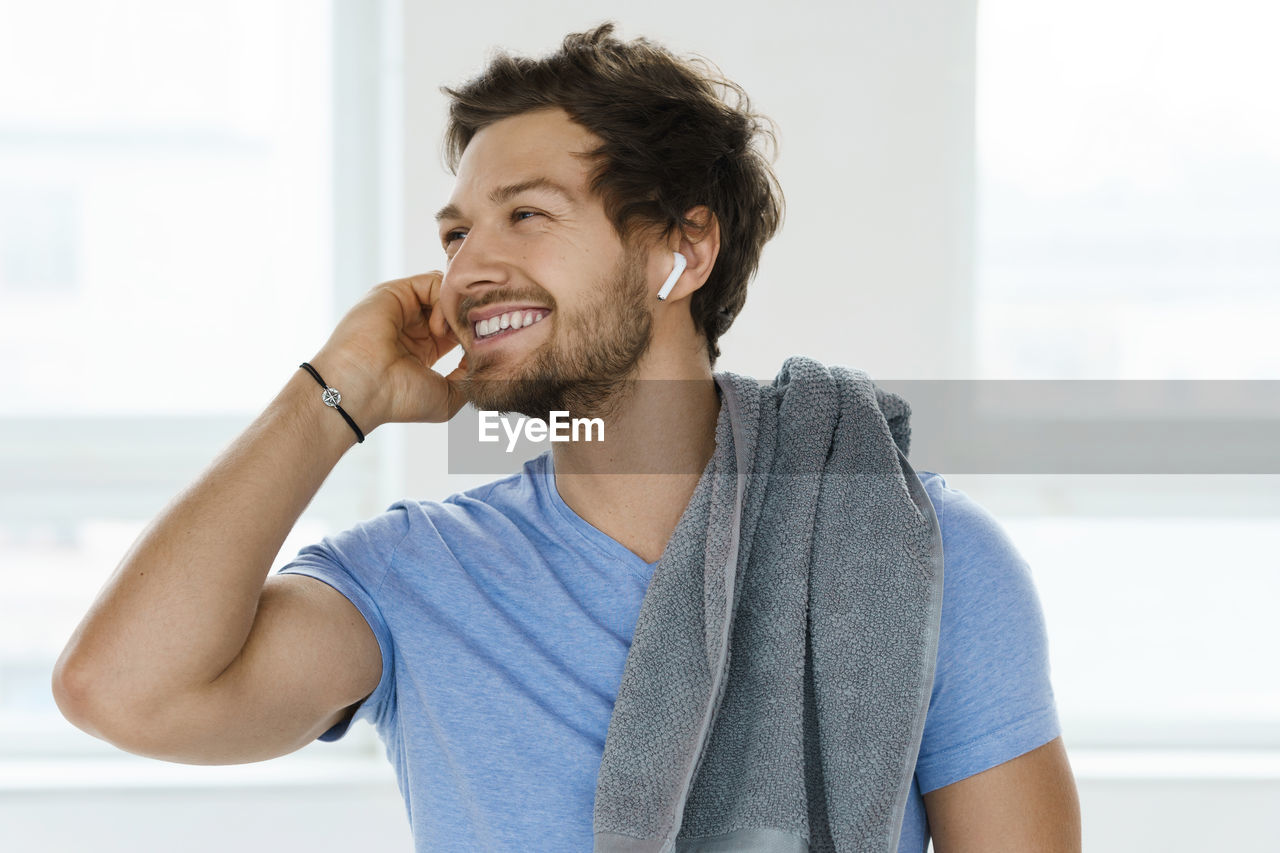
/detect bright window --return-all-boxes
[976,0,1280,381]
[0,0,380,759]
[0,0,333,415]
[975,0,1280,749]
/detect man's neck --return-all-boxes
[550,366,721,565]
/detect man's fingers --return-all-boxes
[383,271,441,317]
[443,361,473,419]
[428,298,456,344]
[393,269,442,297]
[395,271,456,342]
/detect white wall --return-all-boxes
[400,0,977,384]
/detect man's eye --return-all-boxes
[442,211,539,250]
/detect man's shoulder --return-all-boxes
[437,452,547,517]
[914,470,1028,579]
[371,453,551,547]
[911,472,1061,793]
[915,469,1049,653]
[449,457,540,504]
[300,458,540,558]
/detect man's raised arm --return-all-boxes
[51,272,468,764]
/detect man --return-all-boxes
[52,23,1081,852]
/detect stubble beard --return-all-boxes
[461,243,653,423]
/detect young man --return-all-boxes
[53,23,1081,852]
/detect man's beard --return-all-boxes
[460,242,653,422]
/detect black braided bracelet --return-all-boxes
[298,362,365,443]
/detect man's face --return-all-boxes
[436,108,654,422]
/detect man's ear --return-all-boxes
[661,205,720,301]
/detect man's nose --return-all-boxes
[441,224,514,301]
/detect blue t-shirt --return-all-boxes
[277,451,1060,851]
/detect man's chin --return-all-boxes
[460,374,564,422]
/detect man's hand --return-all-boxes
[310,271,470,432]
[922,736,1082,852]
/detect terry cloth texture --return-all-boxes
[593,356,946,853]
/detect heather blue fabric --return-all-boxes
[277,453,1060,852]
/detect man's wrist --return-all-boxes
[285,366,367,451]
[298,362,366,443]
[302,352,386,435]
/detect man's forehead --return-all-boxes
[463,106,597,156]
[437,109,600,216]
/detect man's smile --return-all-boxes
[472,308,551,346]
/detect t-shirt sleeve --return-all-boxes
[274,503,410,742]
[914,472,1062,794]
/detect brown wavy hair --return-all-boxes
[440,22,785,368]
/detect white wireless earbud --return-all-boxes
[656,251,687,301]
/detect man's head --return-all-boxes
[435,23,783,416]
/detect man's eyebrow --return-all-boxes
[434,177,577,223]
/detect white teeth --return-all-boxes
[476,310,548,339]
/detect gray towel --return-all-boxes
[593,356,945,853]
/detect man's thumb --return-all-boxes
[442,359,471,419]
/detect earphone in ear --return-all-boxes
[656,251,687,301]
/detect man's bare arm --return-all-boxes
[51,272,469,762]
[922,736,1082,853]
[51,368,370,759]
